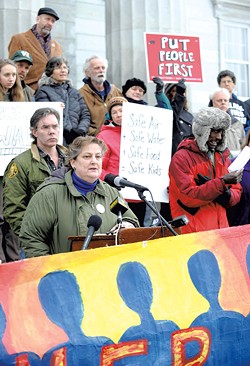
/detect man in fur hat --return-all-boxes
[168,107,243,234]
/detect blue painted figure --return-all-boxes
[38,270,113,365]
[115,261,179,365]
[0,303,40,365]
[188,249,248,366]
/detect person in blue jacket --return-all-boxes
[35,56,90,145]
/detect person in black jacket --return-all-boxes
[163,79,194,156]
[35,56,90,145]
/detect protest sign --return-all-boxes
[0,225,249,365]
[0,102,63,176]
[119,102,173,202]
[144,32,203,83]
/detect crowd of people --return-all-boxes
[1,6,250,262]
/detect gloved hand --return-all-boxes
[152,77,164,94]
[176,78,186,95]
[214,188,231,207]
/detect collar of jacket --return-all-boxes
[31,142,67,162]
[38,74,73,88]
[124,96,148,105]
[82,77,111,97]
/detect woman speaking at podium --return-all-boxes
[19,136,139,257]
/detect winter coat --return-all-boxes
[35,76,90,144]
[156,92,193,155]
[8,29,62,91]
[3,143,67,236]
[79,79,122,136]
[243,98,250,134]
[226,111,245,152]
[229,94,248,128]
[169,138,242,234]
[97,124,121,180]
[21,80,34,101]
[230,158,250,226]
[19,169,139,257]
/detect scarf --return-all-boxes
[72,171,98,196]
[125,96,148,105]
[31,24,51,57]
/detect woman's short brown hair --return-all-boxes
[65,136,107,166]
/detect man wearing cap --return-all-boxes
[11,50,34,101]
[79,55,122,136]
[8,7,62,91]
[168,107,243,234]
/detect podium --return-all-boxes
[70,226,181,251]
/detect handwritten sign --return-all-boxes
[119,102,173,202]
[144,32,203,83]
[0,102,63,176]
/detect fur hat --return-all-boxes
[122,78,147,95]
[107,96,128,115]
[192,107,230,152]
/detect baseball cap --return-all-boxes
[11,50,33,65]
[37,7,59,21]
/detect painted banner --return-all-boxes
[0,102,63,176]
[0,225,250,365]
[144,32,203,83]
[119,102,173,202]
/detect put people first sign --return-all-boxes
[144,32,203,83]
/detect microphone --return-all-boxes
[82,215,102,250]
[110,197,128,224]
[104,173,149,192]
[169,215,189,228]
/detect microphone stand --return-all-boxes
[137,190,178,236]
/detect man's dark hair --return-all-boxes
[217,70,236,85]
[45,56,69,77]
[30,107,60,140]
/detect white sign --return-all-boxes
[119,102,173,202]
[228,146,250,172]
[0,102,63,176]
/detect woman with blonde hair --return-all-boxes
[0,59,24,101]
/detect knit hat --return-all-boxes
[122,78,147,96]
[107,96,128,115]
[11,50,33,65]
[164,83,176,95]
[192,107,230,152]
[37,7,59,20]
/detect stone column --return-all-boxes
[0,0,44,58]
[105,0,186,104]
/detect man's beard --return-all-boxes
[92,74,106,85]
[40,26,51,37]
